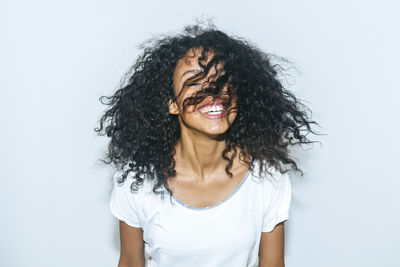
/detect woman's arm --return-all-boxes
[258,222,285,267]
[118,221,145,267]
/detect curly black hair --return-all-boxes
[95,22,321,199]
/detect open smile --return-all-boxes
[198,104,227,119]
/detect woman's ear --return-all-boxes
[168,99,179,115]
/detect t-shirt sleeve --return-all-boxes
[262,170,292,232]
[109,169,142,228]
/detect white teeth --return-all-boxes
[199,105,224,113]
[207,111,223,115]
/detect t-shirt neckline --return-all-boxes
[170,169,252,211]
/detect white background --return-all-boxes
[1,0,399,266]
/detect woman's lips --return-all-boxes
[199,110,228,119]
[196,99,230,119]
[198,105,227,119]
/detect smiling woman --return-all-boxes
[95,22,320,267]
[168,48,238,136]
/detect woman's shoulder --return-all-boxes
[249,160,291,190]
[249,160,292,226]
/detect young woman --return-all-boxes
[96,23,318,267]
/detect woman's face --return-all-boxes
[170,48,237,137]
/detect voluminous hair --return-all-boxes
[95,22,321,198]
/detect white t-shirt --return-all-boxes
[110,160,291,267]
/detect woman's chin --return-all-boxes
[194,125,232,139]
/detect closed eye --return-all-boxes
[187,82,202,87]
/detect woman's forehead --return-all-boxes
[174,48,222,81]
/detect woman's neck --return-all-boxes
[173,133,234,182]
